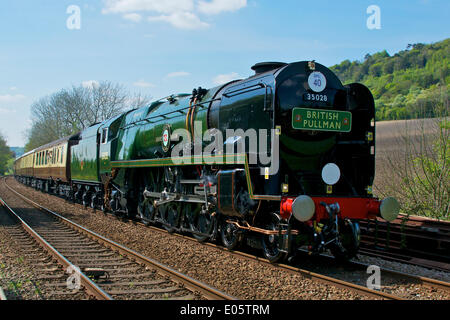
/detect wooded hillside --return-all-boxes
[330,38,449,120]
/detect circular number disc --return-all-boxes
[308,71,327,93]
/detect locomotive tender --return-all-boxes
[14,61,400,262]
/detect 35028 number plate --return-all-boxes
[304,93,328,102]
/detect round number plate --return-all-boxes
[308,71,327,93]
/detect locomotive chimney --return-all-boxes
[251,62,287,75]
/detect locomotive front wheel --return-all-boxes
[329,220,360,262]
[261,213,287,263]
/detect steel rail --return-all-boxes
[3,178,235,300]
[0,196,112,300]
[348,259,450,292]
[358,247,450,273]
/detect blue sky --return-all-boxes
[0,0,449,147]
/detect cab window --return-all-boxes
[102,128,108,144]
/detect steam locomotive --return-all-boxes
[14,61,400,262]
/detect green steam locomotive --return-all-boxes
[15,61,400,262]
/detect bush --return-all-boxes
[378,117,449,220]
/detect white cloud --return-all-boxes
[102,0,194,14]
[123,13,143,22]
[133,80,155,88]
[198,0,247,15]
[9,87,18,91]
[166,71,190,78]
[102,0,247,30]
[148,11,209,29]
[213,72,240,85]
[82,80,100,89]
[0,94,26,104]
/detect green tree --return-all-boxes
[0,133,13,175]
[25,81,151,151]
[330,38,450,121]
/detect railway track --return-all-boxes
[4,176,450,300]
[0,204,94,300]
[0,198,108,300]
[359,216,450,272]
[0,178,234,300]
